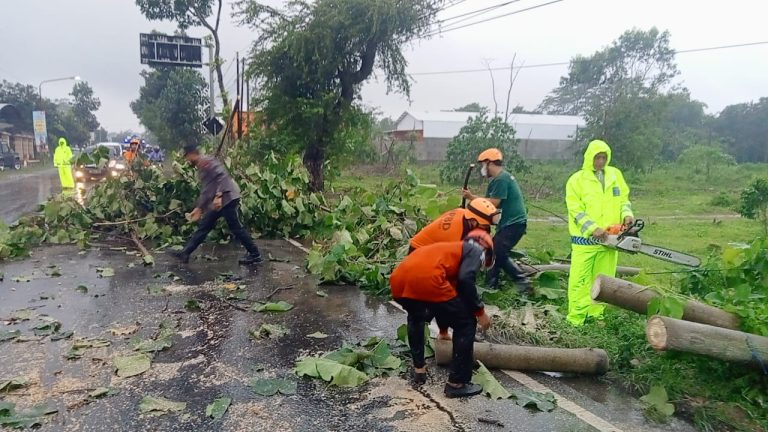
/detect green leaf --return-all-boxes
[388,227,403,241]
[252,301,294,312]
[294,357,369,387]
[0,376,28,392]
[32,319,61,336]
[640,385,675,418]
[511,389,557,412]
[250,324,289,340]
[97,267,115,277]
[369,341,401,370]
[536,271,562,289]
[647,297,662,317]
[316,290,328,298]
[0,403,57,428]
[184,299,202,312]
[75,285,88,294]
[89,387,119,399]
[114,353,152,378]
[661,297,685,319]
[143,255,155,266]
[471,361,511,400]
[131,337,173,353]
[50,330,74,341]
[734,284,752,302]
[138,396,186,416]
[307,332,329,339]
[205,397,232,420]
[0,330,21,342]
[249,378,297,396]
[9,308,35,322]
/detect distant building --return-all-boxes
[389,110,585,161]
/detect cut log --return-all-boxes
[591,275,740,330]
[646,315,768,367]
[434,340,609,375]
[518,263,640,276]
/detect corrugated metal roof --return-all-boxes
[394,110,584,141]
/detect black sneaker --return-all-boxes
[168,250,190,264]
[238,254,263,265]
[412,370,427,385]
[444,383,483,398]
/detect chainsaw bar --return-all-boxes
[637,243,701,267]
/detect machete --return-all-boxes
[460,163,475,208]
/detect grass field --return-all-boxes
[337,161,768,431]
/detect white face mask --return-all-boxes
[480,163,489,177]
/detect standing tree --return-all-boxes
[714,98,768,163]
[454,103,485,112]
[740,178,768,236]
[237,0,444,191]
[130,67,207,149]
[136,0,229,108]
[538,28,680,171]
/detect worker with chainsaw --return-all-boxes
[565,139,633,326]
[462,148,531,292]
[409,198,499,340]
[53,137,74,189]
[390,229,494,398]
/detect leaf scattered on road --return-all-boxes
[32,319,61,336]
[250,324,289,340]
[0,402,57,429]
[640,385,675,418]
[50,330,74,341]
[0,376,28,392]
[252,301,294,313]
[75,285,88,294]
[89,387,120,399]
[138,396,186,416]
[131,337,173,353]
[249,378,297,396]
[96,267,115,278]
[0,330,21,342]
[295,357,369,387]
[472,362,511,400]
[65,338,111,359]
[511,389,557,412]
[110,324,140,336]
[142,255,155,266]
[184,299,202,312]
[205,397,231,420]
[306,332,329,339]
[114,353,151,378]
[316,290,328,297]
[9,308,35,322]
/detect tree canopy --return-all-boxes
[238,0,444,190]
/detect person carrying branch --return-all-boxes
[462,148,531,292]
[169,144,263,265]
[390,229,494,398]
[565,139,634,326]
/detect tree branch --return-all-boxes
[214,0,222,32]
[483,59,498,118]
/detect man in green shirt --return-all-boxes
[463,148,531,291]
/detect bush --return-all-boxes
[739,177,768,235]
[677,145,736,177]
[709,192,735,208]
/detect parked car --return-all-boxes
[0,141,21,171]
[74,143,127,183]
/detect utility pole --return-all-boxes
[207,43,215,120]
[236,52,242,140]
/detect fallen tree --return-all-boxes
[591,275,740,330]
[434,339,609,375]
[518,263,640,276]
[646,315,768,369]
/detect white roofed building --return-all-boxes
[388,110,585,161]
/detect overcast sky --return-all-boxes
[2,0,767,132]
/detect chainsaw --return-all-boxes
[599,219,701,267]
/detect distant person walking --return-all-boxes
[169,144,263,265]
[565,139,634,326]
[53,137,74,189]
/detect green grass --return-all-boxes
[336,161,768,431]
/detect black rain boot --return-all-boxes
[238,253,263,265]
[444,383,483,398]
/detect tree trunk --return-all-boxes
[646,315,768,368]
[435,340,609,375]
[213,31,229,109]
[517,263,640,276]
[303,141,325,192]
[591,275,740,330]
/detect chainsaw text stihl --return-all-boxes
[599,219,701,267]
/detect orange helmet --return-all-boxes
[466,198,500,227]
[465,228,495,268]
[477,148,503,163]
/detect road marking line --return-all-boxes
[502,370,624,432]
[283,237,310,253]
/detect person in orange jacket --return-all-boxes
[409,198,499,340]
[390,229,494,398]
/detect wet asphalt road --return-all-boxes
[0,168,60,224]
[0,240,698,431]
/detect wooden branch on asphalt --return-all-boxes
[435,340,609,375]
[591,275,740,330]
[92,210,176,226]
[130,231,151,258]
[646,315,768,368]
[261,284,297,302]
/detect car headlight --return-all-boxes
[108,160,117,168]
[114,163,126,170]
[75,170,84,178]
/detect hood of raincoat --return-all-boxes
[582,139,611,171]
[58,137,68,147]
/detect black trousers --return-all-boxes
[487,223,527,287]
[182,199,260,256]
[397,297,476,384]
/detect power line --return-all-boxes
[409,40,768,76]
[438,0,523,27]
[424,0,565,38]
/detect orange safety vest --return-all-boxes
[409,208,472,249]
[390,241,463,303]
[124,150,137,164]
